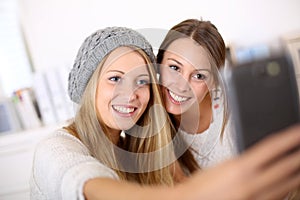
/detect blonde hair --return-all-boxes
[66,47,176,185]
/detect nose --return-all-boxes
[129,92,138,102]
[176,74,191,92]
[117,82,138,102]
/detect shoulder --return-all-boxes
[31,129,119,199]
[222,117,238,145]
[215,118,239,157]
[35,128,89,155]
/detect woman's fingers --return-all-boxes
[243,148,300,199]
[230,125,300,199]
[255,174,300,200]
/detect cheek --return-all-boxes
[139,88,150,107]
[159,68,173,86]
[191,83,209,102]
[96,83,114,113]
[135,88,150,115]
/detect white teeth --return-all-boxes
[113,105,134,113]
[169,90,188,102]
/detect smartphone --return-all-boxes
[223,54,300,152]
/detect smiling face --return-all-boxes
[160,38,213,115]
[96,47,150,134]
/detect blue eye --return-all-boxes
[137,79,149,85]
[169,65,179,71]
[109,76,121,82]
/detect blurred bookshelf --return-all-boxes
[0,0,74,137]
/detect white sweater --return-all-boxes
[30,129,119,200]
[180,102,238,168]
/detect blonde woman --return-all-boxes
[30,27,179,199]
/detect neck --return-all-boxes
[174,94,212,134]
[107,128,121,145]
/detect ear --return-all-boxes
[209,88,222,112]
[209,88,223,122]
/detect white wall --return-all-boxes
[19,0,300,71]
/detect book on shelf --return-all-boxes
[33,72,57,125]
[12,88,42,130]
[33,67,74,126]
[0,97,22,134]
[44,68,74,122]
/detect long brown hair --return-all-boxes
[157,19,225,68]
[157,19,228,171]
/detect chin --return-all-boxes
[118,122,137,130]
[167,107,183,115]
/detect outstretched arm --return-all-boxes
[84,178,181,200]
[84,125,300,200]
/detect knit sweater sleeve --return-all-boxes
[30,129,119,200]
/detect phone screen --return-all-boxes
[223,54,300,152]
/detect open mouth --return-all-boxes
[168,89,189,103]
[112,105,136,114]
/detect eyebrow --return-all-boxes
[167,58,211,72]
[195,68,211,73]
[138,74,150,77]
[106,70,150,77]
[167,58,183,66]
[106,70,124,74]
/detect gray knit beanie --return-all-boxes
[68,27,156,104]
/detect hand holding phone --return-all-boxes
[223,54,300,152]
